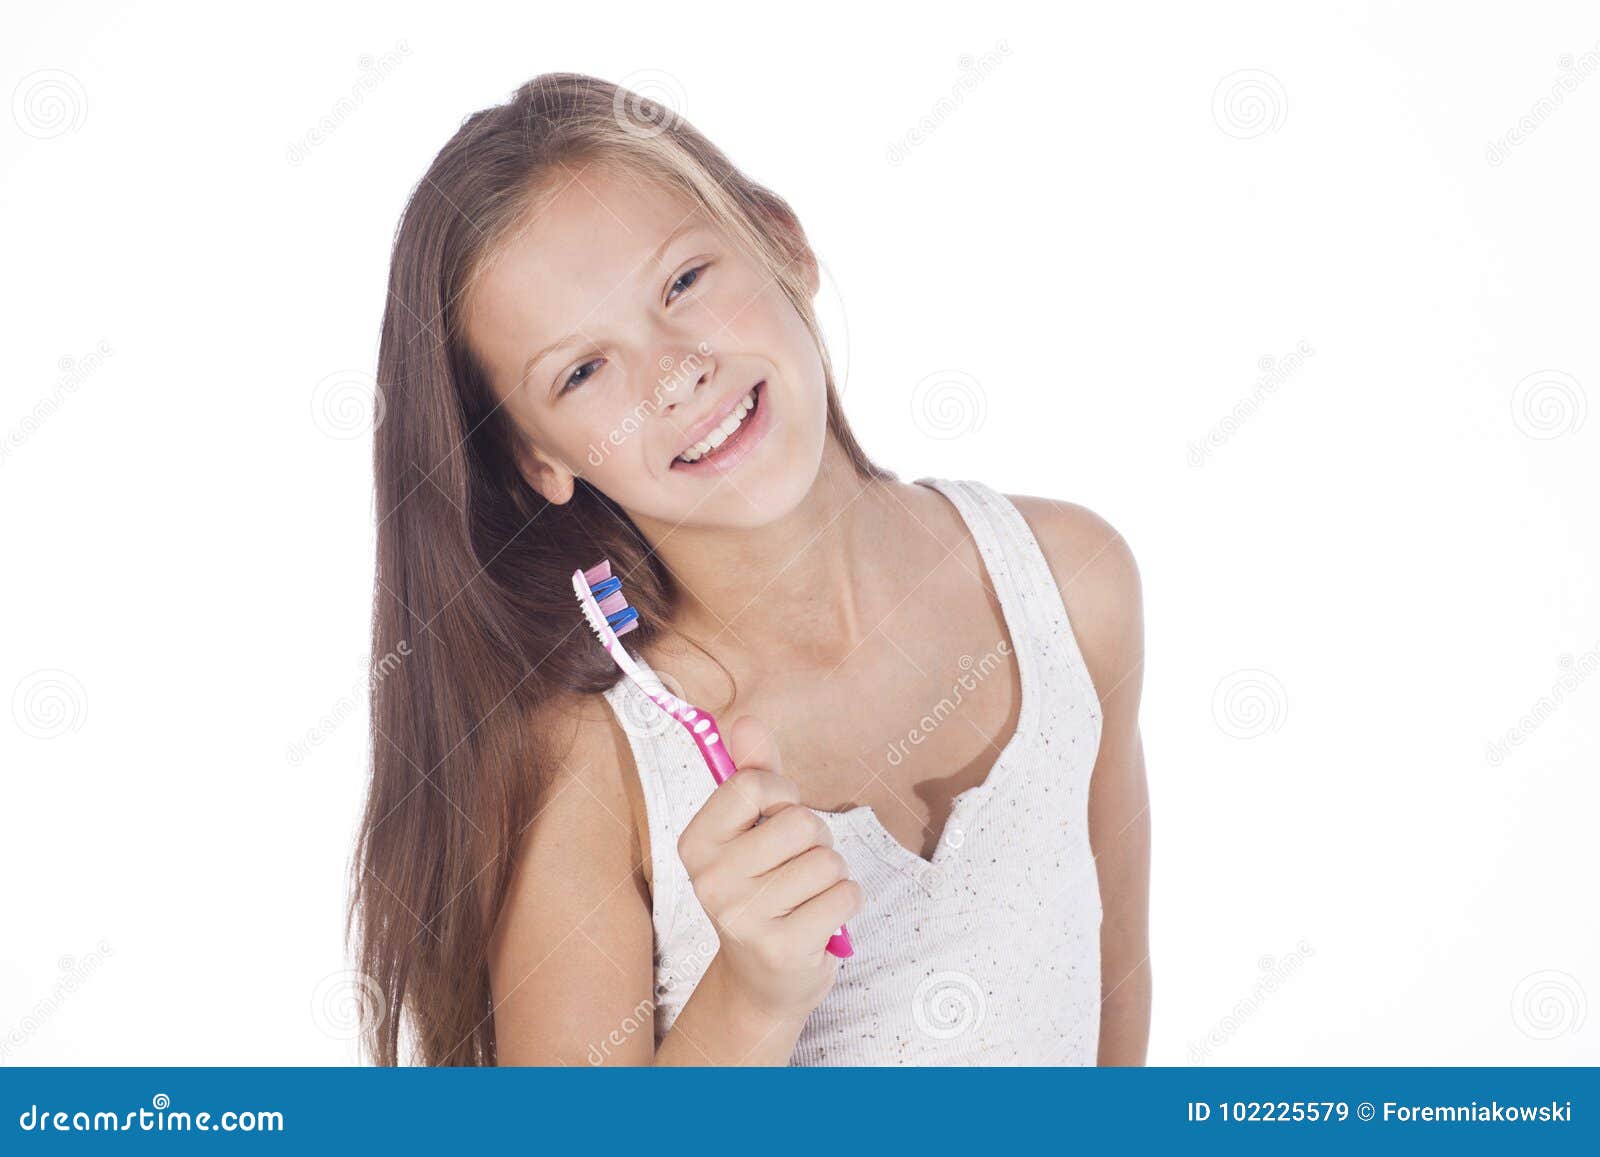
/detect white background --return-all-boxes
[2,1,1596,1065]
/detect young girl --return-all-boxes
[348,72,1151,1067]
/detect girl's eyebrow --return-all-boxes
[519,220,706,388]
[522,332,585,388]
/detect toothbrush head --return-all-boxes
[573,559,640,650]
[573,559,675,703]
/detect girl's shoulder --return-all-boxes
[513,688,654,892]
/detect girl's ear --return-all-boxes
[512,437,576,505]
[798,244,820,298]
[753,195,821,298]
[785,228,821,298]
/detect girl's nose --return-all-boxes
[657,353,715,412]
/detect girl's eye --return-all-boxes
[558,264,710,394]
[667,263,710,304]
[561,358,602,393]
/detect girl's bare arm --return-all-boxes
[487,699,812,1065]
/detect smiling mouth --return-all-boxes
[671,381,764,468]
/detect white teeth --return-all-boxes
[676,388,758,463]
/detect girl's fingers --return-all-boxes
[719,800,833,879]
[782,877,865,952]
[724,714,782,776]
[753,844,851,917]
[678,769,799,875]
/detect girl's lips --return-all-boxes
[669,381,772,477]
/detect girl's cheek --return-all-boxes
[570,407,629,472]
[574,427,655,491]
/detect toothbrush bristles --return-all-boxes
[580,558,640,637]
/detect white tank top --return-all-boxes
[601,477,1104,1065]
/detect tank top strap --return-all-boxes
[599,660,716,948]
[914,477,1102,721]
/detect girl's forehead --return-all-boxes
[466,170,720,391]
[515,167,705,264]
[483,172,716,311]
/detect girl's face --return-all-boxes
[465,164,830,532]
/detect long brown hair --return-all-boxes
[346,72,891,1065]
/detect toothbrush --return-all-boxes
[573,559,854,959]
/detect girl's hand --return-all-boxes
[676,715,865,1023]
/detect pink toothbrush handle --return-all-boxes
[687,710,854,960]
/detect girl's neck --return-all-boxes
[644,436,905,669]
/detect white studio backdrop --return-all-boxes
[2,1,1596,1065]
